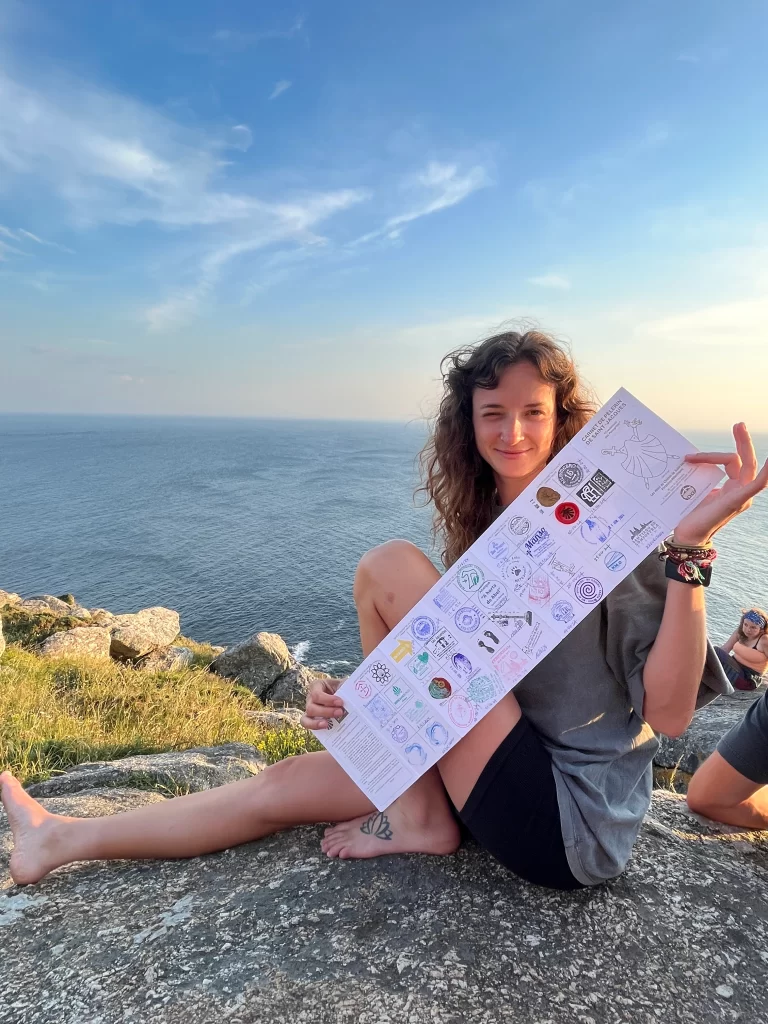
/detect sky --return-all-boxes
[1,0,767,429]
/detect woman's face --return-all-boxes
[742,616,765,640]
[472,361,558,488]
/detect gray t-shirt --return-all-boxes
[513,551,731,886]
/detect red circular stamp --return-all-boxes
[554,501,580,524]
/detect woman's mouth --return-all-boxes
[496,448,531,459]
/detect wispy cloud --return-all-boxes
[637,297,768,348]
[351,161,490,247]
[528,273,571,290]
[677,46,728,65]
[212,16,305,50]
[229,125,253,152]
[269,80,292,101]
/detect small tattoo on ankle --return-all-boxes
[360,811,393,841]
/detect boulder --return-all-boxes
[137,646,195,673]
[267,663,318,707]
[243,708,305,729]
[38,626,112,660]
[89,608,117,627]
[0,617,4,658]
[26,743,266,799]
[655,685,767,778]
[0,590,21,607]
[110,607,181,660]
[2,781,767,1024]
[209,632,293,699]
[20,596,75,616]
[56,593,77,606]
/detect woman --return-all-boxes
[2,328,767,890]
[714,609,768,690]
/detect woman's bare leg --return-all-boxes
[322,541,522,859]
[0,540,461,885]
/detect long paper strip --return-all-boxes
[318,389,724,810]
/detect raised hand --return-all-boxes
[300,676,347,731]
[674,423,768,546]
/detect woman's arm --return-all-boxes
[642,580,707,738]
[641,423,768,737]
[732,640,768,671]
[721,629,740,653]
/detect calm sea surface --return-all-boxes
[1,416,766,674]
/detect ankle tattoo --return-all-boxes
[359,811,393,841]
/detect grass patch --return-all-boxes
[0,646,321,785]
[0,604,88,649]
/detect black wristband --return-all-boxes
[664,556,712,588]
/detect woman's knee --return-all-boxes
[353,539,430,605]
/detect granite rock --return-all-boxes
[38,626,112,660]
[0,590,21,607]
[26,743,266,799]
[0,617,4,659]
[2,785,767,1024]
[267,663,318,708]
[137,646,195,673]
[110,607,181,660]
[655,685,767,777]
[209,632,293,699]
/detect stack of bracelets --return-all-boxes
[660,538,717,587]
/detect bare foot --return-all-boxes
[320,798,460,860]
[0,772,67,885]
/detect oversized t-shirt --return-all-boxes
[512,550,731,886]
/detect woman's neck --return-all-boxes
[495,468,543,507]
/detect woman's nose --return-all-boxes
[500,419,524,443]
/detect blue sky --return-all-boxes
[1,0,767,428]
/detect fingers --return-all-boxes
[310,687,344,708]
[734,422,758,484]
[685,451,742,480]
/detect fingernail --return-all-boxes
[335,708,344,717]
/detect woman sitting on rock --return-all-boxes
[714,608,768,691]
[3,328,767,890]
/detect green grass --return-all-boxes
[0,645,321,785]
[0,605,88,648]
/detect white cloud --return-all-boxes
[269,80,292,101]
[229,125,253,152]
[212,16,305,49]
[351,161,490,247]
[636,297,768,347]
[528,273,571,290]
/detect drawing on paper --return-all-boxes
[448,695,475,728]
[390,723,409,744]
[477,580,508,610]
[366,694,395,726]
[455,606,481,633]
[492,644,529,679]
[409,651,431,678]
[411,616,436,641]
[537,486,561,507]
[490,610,532,627]
[549,555,576,579]
[355,679,373,699]
[499,557,532,587]
[370,661,393,685]
[529,571,551,605]
[573,577,604,604]
[405,743,427,766]
[425,722,450,749]
[428,677,452,700]
[508,516,531,537]
[604,550,627,571]
[456,564,485,591]
[426,627,458,659]
[551,598,575,623]
[389,640,413,663]
[601,419,679,489]
[451,652,475,679]
[555,501,580,524]
[487,537,510,560]
[580,517,612,545]
[681,484,696,500]
[433,587,458,613]
[477,639,496,653]
[558,462,585,487]
[468,674,496,703]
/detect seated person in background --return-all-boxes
[687,681,768,830]
[714,609,768,690]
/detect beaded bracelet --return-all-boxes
[659,537,717,587]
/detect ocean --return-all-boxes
[1,415,766,675]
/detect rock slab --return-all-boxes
[2,785,767,1024]
[137,646,195,673]
[210,632,294,700]
[110,607,181,660]
[655,686,767,776]
[38,626,112,660]
[26,743,266,799]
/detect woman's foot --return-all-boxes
[320,794,460,860]
[0,772,68,885]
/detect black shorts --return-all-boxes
[457,716,584,891]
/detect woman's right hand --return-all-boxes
[300,676,347,731]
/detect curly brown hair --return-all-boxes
[418,326,597,568]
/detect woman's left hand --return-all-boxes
[674,422,768,545]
